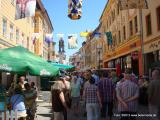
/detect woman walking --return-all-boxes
[51,78,68,120]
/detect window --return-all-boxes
[157,6,160,31]
[112,10,115,21]
[117,4,120,15]
[16,29,19,42]
[10,24,14,40]
[27,37,29,49]
[11,0,15,5]
[22,33,24,46]
[146,14,152,36]
[118,31,121,43]
[123,26,126,40]
[113,35,117,46]
[2,18,7,37]
[134,16,138,33]
[129,20,133,36]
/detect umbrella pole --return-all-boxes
[13,74,17,88]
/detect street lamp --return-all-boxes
[98,50,101,69]
[97,47,102,70]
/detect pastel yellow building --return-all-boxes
[100,0,142,75]
[99,0,160,75]
[141,0,160,74]
[0,0,56,87]
[0,0,34,51]
[34,0,54,60]
[0,0,55,61]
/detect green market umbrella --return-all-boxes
[0,46,59,76]
[51,62,74,70]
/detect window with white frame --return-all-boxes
[10,24,14,40]
[16,29,19,43]
[2,18,7,37]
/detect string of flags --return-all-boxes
[32,33,53,44]
[68,34,78,49]
[45,34,53,43]
[15,0,149,49]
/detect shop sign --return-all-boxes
[40,69,51,76]
[149,40,160,50]
[0,64,12,71]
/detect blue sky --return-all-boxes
[42,0,107,61]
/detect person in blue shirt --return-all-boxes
[11,85,27,120]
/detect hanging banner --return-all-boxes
[68,0,82,20]
[92,32,101,39]
[119,0,148,10]
[105,32,113,45]
[57,34,65,53]
[80,32,90,37]
[45,34,53,43]
[32,33,40,44]
[16,0,36,19]
[68,34,78,49]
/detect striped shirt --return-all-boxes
[116,80,139,112]
[84,82,98,104]
[98,78,114,102]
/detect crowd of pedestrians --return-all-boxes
[51,68,160,120]
[7,76,38,120]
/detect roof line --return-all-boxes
[36,0,53,32]
[99,0,110,21]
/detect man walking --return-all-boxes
[148,68,160,120]
[116,70,139,120]
[98,72,114,120]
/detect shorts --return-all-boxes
[72,97,80,107]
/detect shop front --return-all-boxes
[144,37,160,74]
[103,39,142,76]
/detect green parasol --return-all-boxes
[51,62,75,70]
[0,46,59,76]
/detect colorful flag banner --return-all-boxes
[105,32,113,45]
[119,0,148,10]
[92,32,101,39]
[58,34,65,53]
[57,34,64,39]
[68,0,82,20]
[32,33,40,44]
[68,34,78,49]
[80,32,90,37]
[16,0,36,19]
[45,34,53,43]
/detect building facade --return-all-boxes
[69,52,81,70]
[34,0,55,60]
[99,0,160,76]
[0,0,34,51]
[142,0,160,74]
[0,0,55,61]
[0,0,56,88]
[100,0,143,76]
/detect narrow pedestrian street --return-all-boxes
[36,91,152,120]
[0,0,160,120]
[36,91,87,120]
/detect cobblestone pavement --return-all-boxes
[36,91,158,120]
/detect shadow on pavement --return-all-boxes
[37,113,52,118]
